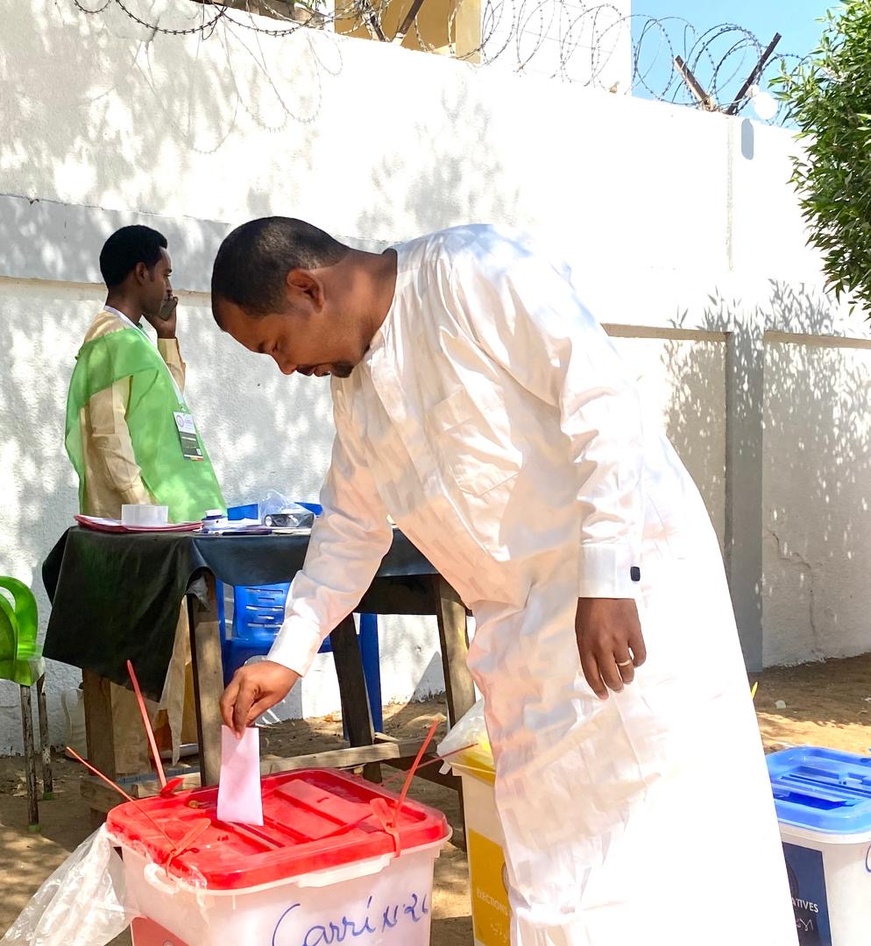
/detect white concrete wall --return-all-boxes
[1,0,869,752]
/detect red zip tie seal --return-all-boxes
[370,718,442,855]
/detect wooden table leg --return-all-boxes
[329,615,379,782]
[188,574,223,786]
[82,669,117,778]
[432,576,475,726]
[81,669,118,827]
[432,576,475,847]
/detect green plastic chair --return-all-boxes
[0,577,53,829]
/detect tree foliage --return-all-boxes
[776,1,871,315]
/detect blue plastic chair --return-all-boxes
[219,582,384,733]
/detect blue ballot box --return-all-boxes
[768,746,871,946]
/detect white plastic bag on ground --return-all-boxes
[1,825,132,946]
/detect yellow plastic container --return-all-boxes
[449,744,511,946]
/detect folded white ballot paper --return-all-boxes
[217,725,264,826]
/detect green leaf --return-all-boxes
[782,0,871,317]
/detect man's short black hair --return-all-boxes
[211,217,348,317]
[99,226,168,288]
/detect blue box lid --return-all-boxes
[767,747,871,834]
[227,503,259,521]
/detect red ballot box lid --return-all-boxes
[106,768,450,891]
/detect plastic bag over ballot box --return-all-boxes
[0,826,133,946]
[436,697,495,778]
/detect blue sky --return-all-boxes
[630,0,834,106]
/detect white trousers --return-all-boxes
[467,544,798,946]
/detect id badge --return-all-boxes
[173,411,204,461]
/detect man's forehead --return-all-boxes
[213,297,253,332]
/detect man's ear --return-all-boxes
[285,269,324,311]
[133,261,150,285]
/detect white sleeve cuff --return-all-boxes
[578,544,641,598]
[266,616,326,678]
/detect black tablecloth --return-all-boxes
[42,526,435,697]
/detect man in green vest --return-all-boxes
[65,225,225,775]
[66,225,224,522]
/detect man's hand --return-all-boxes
[575,597,647,699]
[146,295,178,339]
[220,660,300,735]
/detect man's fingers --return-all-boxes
[629,628,647,667]
[219,677,241,730]
[220,670,259,735]
[220,663,299,735]
[579,647,609,700]
[232,675,258,735]
[616,655,635,685]
[598,653,625,694]
[575,597,647,697]
[246,696,276,727]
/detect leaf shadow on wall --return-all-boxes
[659,280,871,677]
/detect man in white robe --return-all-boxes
[212,218,798,946]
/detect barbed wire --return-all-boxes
[69,0,808,121]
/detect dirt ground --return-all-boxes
[3,654,871,944]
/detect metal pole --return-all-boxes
[674,55,717,112]
[725,33,782,116]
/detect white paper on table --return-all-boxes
[217,725,264,825]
